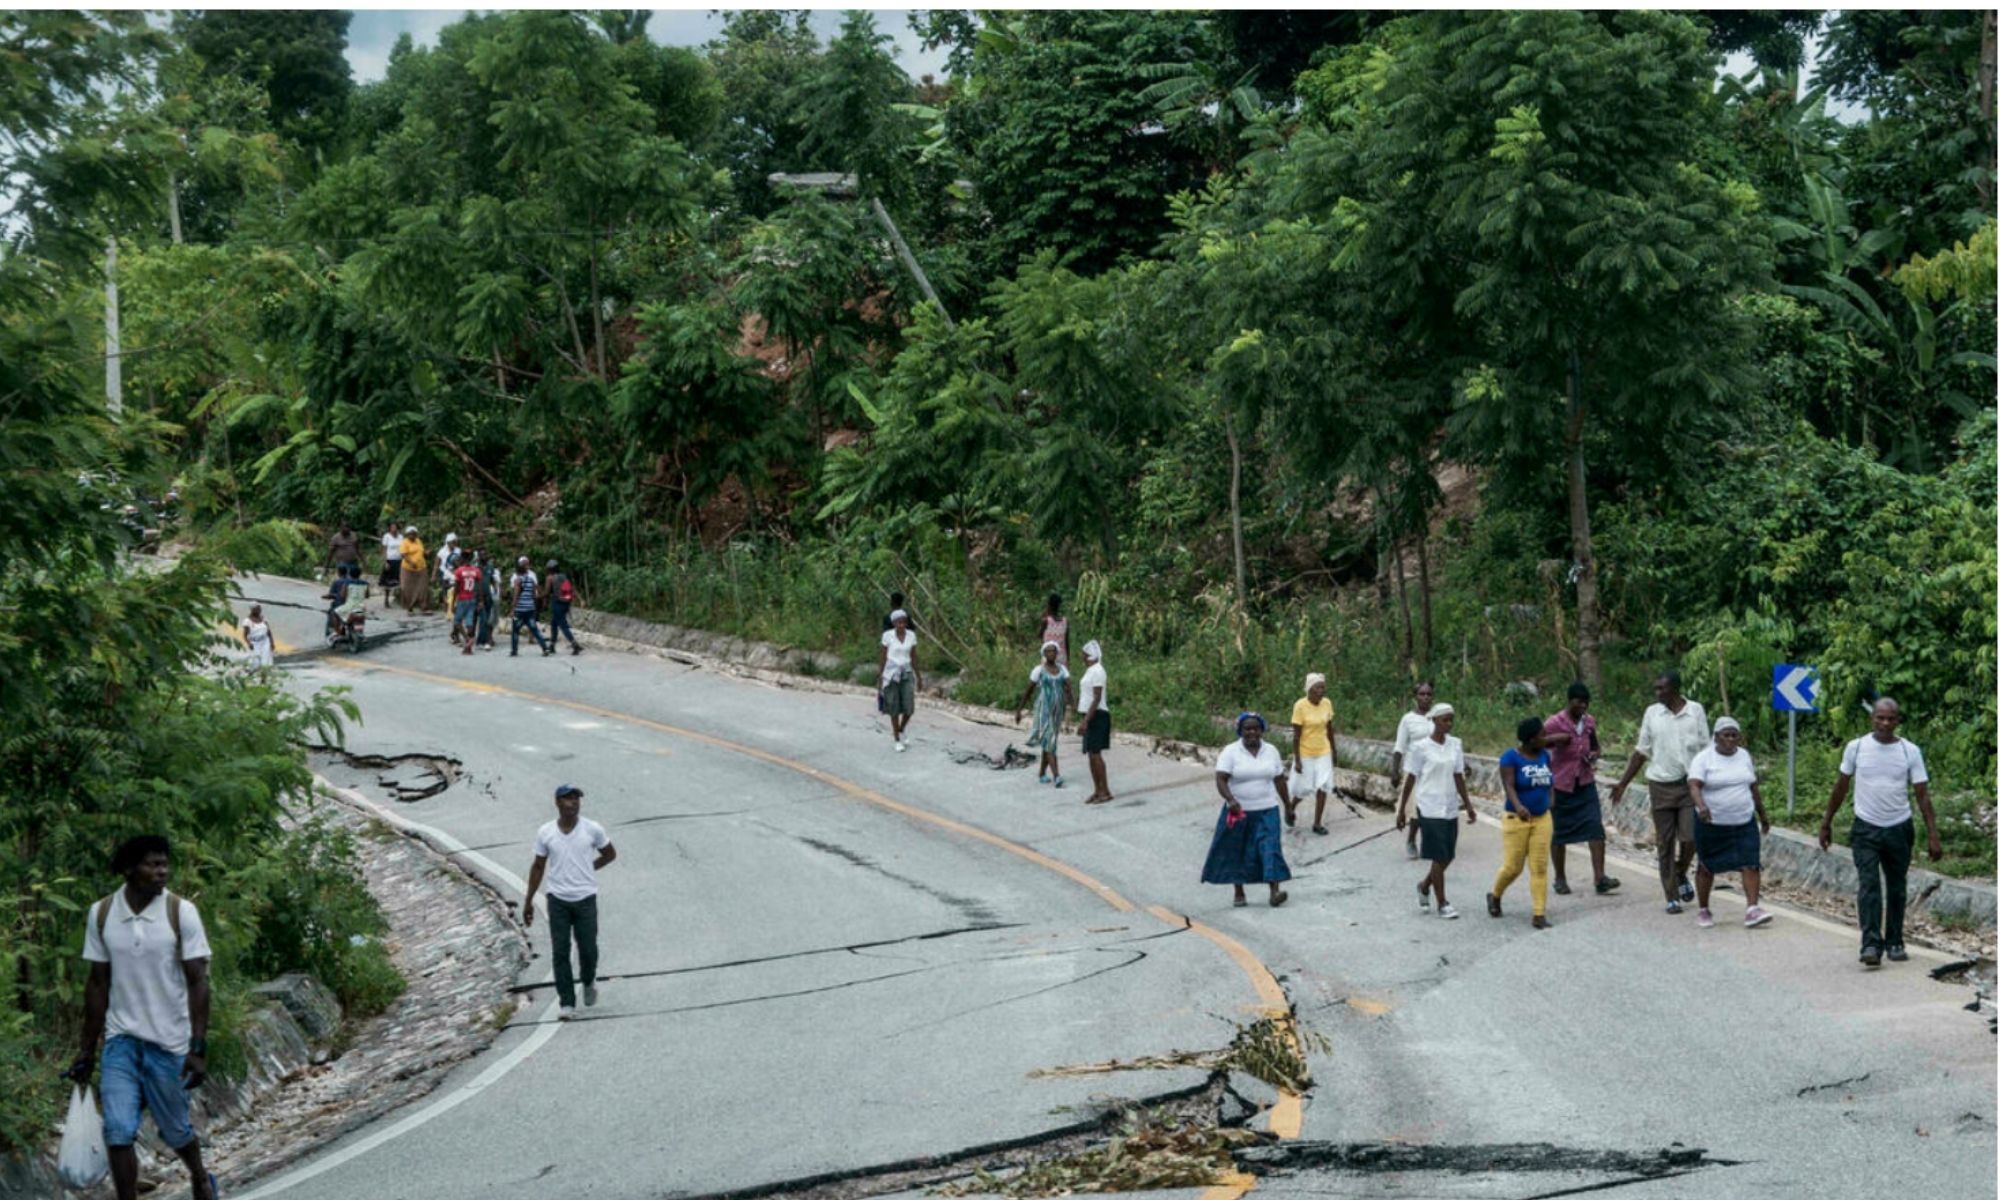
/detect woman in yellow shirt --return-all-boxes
[398,526,431,613]
[1289,673,1337,835]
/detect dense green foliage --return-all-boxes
[0,14,397,1155]
[6,9,1992,924]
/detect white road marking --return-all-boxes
[234,779,564,1200]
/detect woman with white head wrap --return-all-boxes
[1077,641,1113,803]
[876,609,922,751]
[1397,703,1476,919]
[1015,640,1074,786]
[1289,672,1337,835]
[1686,716,1775,929]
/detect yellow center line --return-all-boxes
[306,646,1309,1183]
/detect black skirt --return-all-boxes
[1694,818,1761,874]
[1081,710,1111,753]
[1419,816,1460,864]
[1551,783,1605,845]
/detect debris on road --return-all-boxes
[932,1115,1266,1196]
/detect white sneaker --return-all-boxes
[557,1005,576,1021]
[1417,883,1430,912]
[1438,904,1461,920]
[1405,840,1420,860]
[583,983,598,1007]
[1744,906,1774,928]
[895,739,906,753]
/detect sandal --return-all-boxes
[1233,894,1248,908]
[1312,824,1329,835]
[1270,890,1289,908]
[1552,879,1572,896]
[1486,892,1502,918]
[1532,915,1552,930]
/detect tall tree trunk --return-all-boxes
[588,242,607,380]
[1224,411,1247,615]
[1415,525,1435,668]
[1981,10,1997,212]
[1566,347,1603,691]
[167,171,183,245]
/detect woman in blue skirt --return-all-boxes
[1203,713,1293,908]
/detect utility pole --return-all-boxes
[104,237,123,417]
[869,196,953,330]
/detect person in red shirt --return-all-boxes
[450,550,484,655]
[1541,682,1621,897]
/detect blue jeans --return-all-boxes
[550,602,579,649]
[100,1035,195,1149]
[511,610,549,654]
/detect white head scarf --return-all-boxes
[1082,640,1102,663]
[889,608,909,624]
[1713,716,1741,736]
[1041,640,1061,657]
[1428,702,1455,721]
[1305,672,1326,692]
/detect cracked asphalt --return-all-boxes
[231,577,1994,1200]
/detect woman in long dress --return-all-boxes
[244,604,274,667]
[1201,713,1292,908]
[1015,641,1073,787]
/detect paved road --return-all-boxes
[227,577,1994,1200]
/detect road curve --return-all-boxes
[227,577,1993,1200]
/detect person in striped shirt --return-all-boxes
[510,556,554,657]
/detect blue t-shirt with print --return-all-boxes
[1499,747,1554,816]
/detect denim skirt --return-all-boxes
[1201,806,1291,886]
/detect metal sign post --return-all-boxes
[1787,709,1798,818]
[1771,663,1820,818]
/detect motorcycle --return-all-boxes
[328,606,368,653]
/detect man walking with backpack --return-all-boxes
[65,835,218,1200]
[545,558,583,656]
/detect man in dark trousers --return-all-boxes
[325,521,360,576]
[545,558,582,655]
[522,785,618,1019]
[1820,697,1942,967]
[510,556,553,657]
[66,836,218,1200]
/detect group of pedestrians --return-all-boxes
[1192,670,1942,969]
[324,522,583,658]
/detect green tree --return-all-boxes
[173,10,352,158]
[1321,11,1775,688]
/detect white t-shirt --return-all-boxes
[381,532,402,561]
[1840,736,1929,827]
[1077,663,1108,714]
[1393,709,1438,780]
[82,891,212,1055]
[1216,739,1285,812]
[1635,699,1710,782]
[1406,734,1466,819]
[881,629,916,680]
[1687,746,1758,825]
[534,818,611,902]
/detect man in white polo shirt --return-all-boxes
[523,784,618,1019]
[66,835,217,1200]
[1819,697,1941,968]
[1610,670,1710,914]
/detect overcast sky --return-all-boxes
[345,9,953,83]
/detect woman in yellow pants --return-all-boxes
[1489,717,1557,929]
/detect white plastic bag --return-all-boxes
[57,1084,107,1191]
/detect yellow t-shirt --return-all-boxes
[400,537,427,571]
[1291,697,1334,758]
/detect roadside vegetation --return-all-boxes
[1,13,1990,1161]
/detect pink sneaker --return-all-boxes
[1695,908,1715,928]
[1745,906,1773,928]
